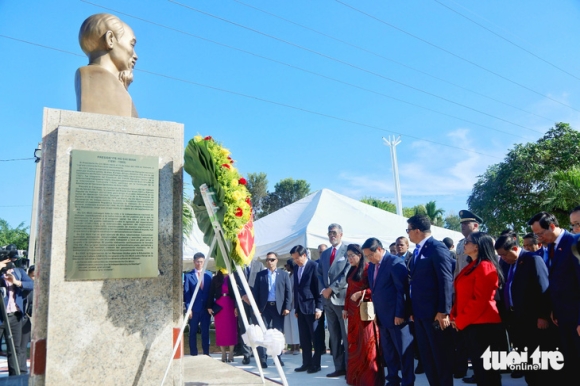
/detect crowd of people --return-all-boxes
[183,207,580,386]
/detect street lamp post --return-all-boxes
[382,136,403,216]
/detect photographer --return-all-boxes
[0,246,33,375]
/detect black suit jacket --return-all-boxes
[294,260,323,315]
[507,249,550,323]
[253,268,292,314]
[409,236,453,320]
[548,231,580,325]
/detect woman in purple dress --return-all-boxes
[207,270,238,362]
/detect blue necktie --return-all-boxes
[504,264,515,309]
[413,245,421,264]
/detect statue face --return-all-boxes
[110,23,137,73]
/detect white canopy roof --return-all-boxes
[254,189,463,261]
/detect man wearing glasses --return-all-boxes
[317,224,350,378]
[528,211,580,381]
[252,252,292,368]
[570,206,580,234]
[406,215,454,386]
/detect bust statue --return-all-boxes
[75,13,138,117]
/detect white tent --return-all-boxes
[254,189,463,261]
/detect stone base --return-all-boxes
[30,109,184,385]
[183,356,279,385]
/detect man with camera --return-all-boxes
[0,245,33,375]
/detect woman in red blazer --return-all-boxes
[451,232,504,386]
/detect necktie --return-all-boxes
[547,243,555,269]
[373,262,380,287]
[504,264,515,309]
[198,271,203,290]
[413,245,421,264]
[298,266,304,283]
[329,248,336,266]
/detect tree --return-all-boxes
[425,201,445,226]
[467,123,580,235]
[543,166,580,215]
[360,197,396,213]
[444,212,461,231]
[246,172,269,219]
[0,218,29,250]
[262,178,311,216]
[403,205,426,218]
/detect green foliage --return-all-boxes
[246,172,269,219]
[262,178,311,216]
[0,218,29,250]
[467,123,580,235]
[403,204,426,218]
[360,197,397,213]
[444,212,461,231]
[425,201,445,226]
[543,166,580,215]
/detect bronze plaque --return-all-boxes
[66,150,159,280]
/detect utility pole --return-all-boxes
[382,136,403,216]
[28,143,42,265]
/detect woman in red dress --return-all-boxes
[451,232,504,386]
[342,244,385,386]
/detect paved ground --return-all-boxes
[207,349,529,386]
[0,352,529,385]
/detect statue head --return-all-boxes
[79,13,137,89]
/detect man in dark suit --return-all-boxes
[183,252,213,356]
[291,245,324,374]
[528,211,580,380]
[317,223,350,377]
[495,233,550,385]
[395,236,414,267]
[0,249,34,375]
[364,237,415,386]
[407,215,454,386]
[252,252,292,367]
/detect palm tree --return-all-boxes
[542,166,580,220]
[424,201,445,226]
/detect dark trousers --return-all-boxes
[464,323,503,386]
[414,317,454,386]
[0,312,25,375]
[19,318,31,373]
[257,303,284,363]
[235,301,254,359]
[188,309,210,355]
[557,321,580,380]
[379,323,415,386]
[297,310,323,368]
[452,328,469,377]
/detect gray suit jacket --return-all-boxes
[317,244,350,306]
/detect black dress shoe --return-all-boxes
[295,365,309,372]
[242,357,250,365]
[307,366,321,373]
[260,361,268,368]
[462,375,477,384]
[326,370,346,377]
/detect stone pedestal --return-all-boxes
[30,109,184,386]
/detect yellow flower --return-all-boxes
[232,190,243,201]
[194,135,203,142]
[220,147,231,157]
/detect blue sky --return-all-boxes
[2,0,580,229]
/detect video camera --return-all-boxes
[0,244,18,274]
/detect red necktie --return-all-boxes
[330,248,336,266]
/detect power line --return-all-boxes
[166,0,543,134]
[0,205,32,208]
[232,0,556,123]
[0,34,504,159]
[334,0,580,113]
[0,157,35,162]
[433,0,580,82]
[72,3,535,138]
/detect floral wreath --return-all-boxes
[184,135,255,268]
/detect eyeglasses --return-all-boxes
[405,228,413,234]
[346,253,359,259]
[266,258,277,262]
[571,222,580,229]
[328,231,339,236]
[464,239,473,245]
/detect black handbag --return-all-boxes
[212,303,223,315]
